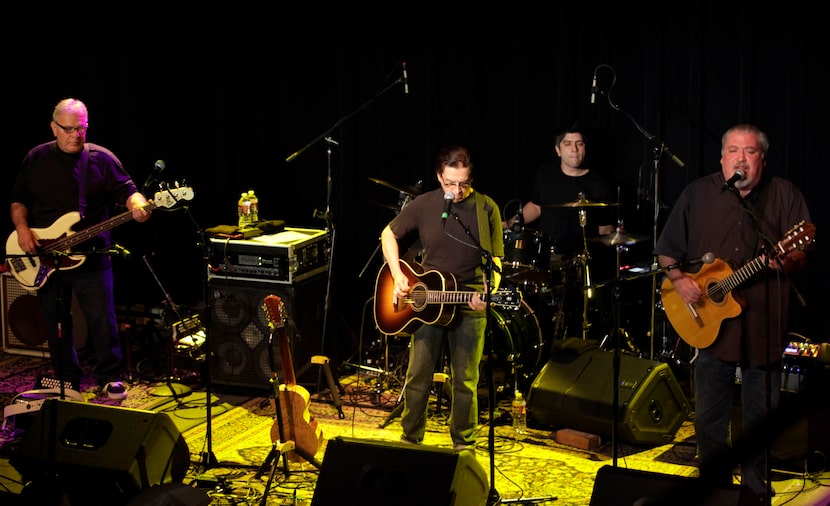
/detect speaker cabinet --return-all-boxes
[1,273,89,357]
[589,465,754,506]
[208,275,326,391]
[311,436,488,506]
[2,272,48,356]
[11,399,189,505]
[527,341,691,445]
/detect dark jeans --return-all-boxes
[39,265,123,387]
[694,349,780,498]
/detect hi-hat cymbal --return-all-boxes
[543,199,618,208]
[590,230,650,247]
[368,177,423,196]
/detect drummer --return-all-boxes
[502,121,615,255]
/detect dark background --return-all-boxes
[3,3,823,368]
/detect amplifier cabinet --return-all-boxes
[209,227,328,284]
[208,274,327,391]
[2,272,47,356]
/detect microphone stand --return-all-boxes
[724,188,808,506]
[593,63,685,360]
[446,212,546,506]
[141,254,193,399]
[592,263,690,466]
[284,63,407,392]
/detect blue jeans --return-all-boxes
[401,311,486,447]
[38,265,123,386]
[694,349,780,497]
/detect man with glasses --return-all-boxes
[9,97,152,399]
[380,145,504,453]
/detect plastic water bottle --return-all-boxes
[512,390,527,440]
[247,190,259,224]
[237,192,251,228]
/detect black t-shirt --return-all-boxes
[529,164,614,256]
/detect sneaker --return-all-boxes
[103,381,128,400]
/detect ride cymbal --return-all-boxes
[590,231,649,247]
[544,199,618,208]
[368,177,423,196]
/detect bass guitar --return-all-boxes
[5,187,194,290]
[660,221,815,349]
[374,259,522,336]
[263,294,323,463]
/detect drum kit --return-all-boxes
[364,179,663,395]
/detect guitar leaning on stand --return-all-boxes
[257,294,323,504]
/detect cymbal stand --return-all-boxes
[575,194,593,340]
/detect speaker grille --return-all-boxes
[1,272,49,356]
[208,275,326,391]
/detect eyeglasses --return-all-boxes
[54,120,88,135]
[442,179,472,190]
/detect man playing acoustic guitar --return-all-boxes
[380,145,504,453]
[656,124,812,502]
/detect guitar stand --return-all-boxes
[257,377,322,506]
[309,355,345,419]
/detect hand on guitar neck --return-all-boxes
[263,295,323,463]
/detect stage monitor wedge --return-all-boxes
[527,341,691,445]
[311,436,488,506]
[11,398,189,505]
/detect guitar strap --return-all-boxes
[76,143,90,220]
[475,191,492,253]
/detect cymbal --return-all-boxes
[369,200,401,212]
[590,231,650,247]
[368,177,423,196]
[544,199,618,208]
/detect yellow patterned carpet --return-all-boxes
[2,353,830,505]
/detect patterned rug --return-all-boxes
[2,351,829,505]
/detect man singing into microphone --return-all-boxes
[655,124,811,501]
[380,145,503,453]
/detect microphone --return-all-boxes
[441,191,454,227]
[667,252,715,271]
[402,61,409,94]
[590,69,598,104]
[512,206,524,232]
[153,160,166,173]
[721,169,745,192]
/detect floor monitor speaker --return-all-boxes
[589,465,755,505]
[311,436,488,506]
[527,339,691,445]
[11,398,189,505]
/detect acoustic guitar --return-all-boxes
[660,221,815,349]
[5,186,194,290]
[374,258,522,336]
[263,294,323,463]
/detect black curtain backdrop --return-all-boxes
[3,4,823,364]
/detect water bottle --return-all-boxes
[237,192,251,228]
[512,390,527,440]
[247,190,259,224]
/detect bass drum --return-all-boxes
[479,300,544,396]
